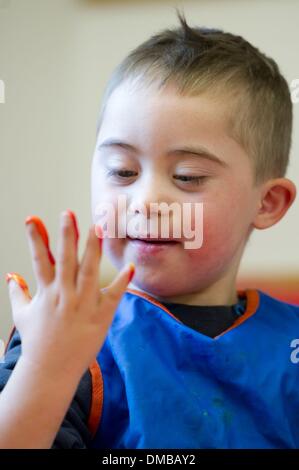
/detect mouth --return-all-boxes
[126,235,180,244]
[126,235,180,256]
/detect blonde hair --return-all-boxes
[96,9,292,185]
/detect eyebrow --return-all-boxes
[97,138,228,167]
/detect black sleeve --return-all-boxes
[0,328,93,449]
[0,327,21,392]
[51,369,93,449]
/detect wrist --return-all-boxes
[17,354,84,389]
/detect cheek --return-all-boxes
[186,197,248,269]
[92,192,127,268]
[91,167,121,229]
[103,237,125,270]
[91,159,116,220]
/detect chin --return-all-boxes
[130,276,184,300]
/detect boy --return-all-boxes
[1,11,299,448]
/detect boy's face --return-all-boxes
[91,80,260,301]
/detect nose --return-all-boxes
[126,174,183,240]
[127,176,169,217]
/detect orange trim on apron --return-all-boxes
[126,288,183,322]
[88,359,104,437]
[214,289,260,339]
[127,287,260,339]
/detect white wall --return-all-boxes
[1,0,298,340]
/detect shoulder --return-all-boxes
[256,289,299,332]
[258,289,299,313]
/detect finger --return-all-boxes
[55,210,79,292]
[98,263,135,325]
[76,225,102,301]
[25,216,55,288]
[67,209,79,249]
[5,273,32,313]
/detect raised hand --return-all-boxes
[5,211,134,378]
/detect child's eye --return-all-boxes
[106,169,138,179]
[173,175,207,185]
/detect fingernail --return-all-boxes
[66,209,79,246]
[61,211,71,226]
[5,272,31,297]
[25,216,56,266]
[127,263,135,283]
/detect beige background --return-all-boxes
[0,0,298,342]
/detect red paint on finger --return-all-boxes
[95,225,103,253]
[25,216,56,266]
[47,249,56,265]
[127,263,135,283]
[66,209,79,247]
[5,272,32,298]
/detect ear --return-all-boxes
[253,178,297,230]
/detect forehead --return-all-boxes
[97,80,250,172]
[100,80,230,133]
[98,81,236,158]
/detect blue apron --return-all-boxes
[88,288,299,448]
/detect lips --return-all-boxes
[126,235,179,244]
[126,235,180,257]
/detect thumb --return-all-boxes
[6,272,32,312]
[101,262,135,310]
